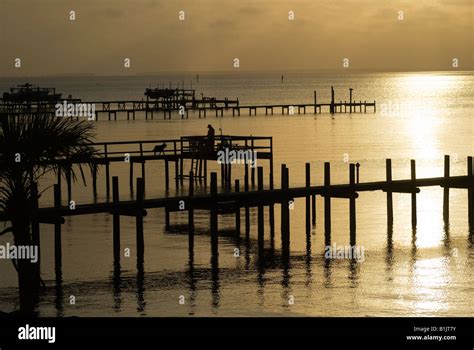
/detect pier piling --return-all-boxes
[53,184,62,281]
[411,160,417,228]
[112,176,121,263]
[257,167,264,255]
[235,180,241,239]
[324,162,331,243]
[188,171,194,249]
[210,173,218,258]
[468,156,473,230]
[386,159,393,226]
[349,164,356,246]
[136,178,145,261]
[305,163,311,239]
[444,155,450,222]
[281,165,290,259]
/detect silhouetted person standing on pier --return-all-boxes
[207,124,215,152]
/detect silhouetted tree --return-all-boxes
[0,113,97,314]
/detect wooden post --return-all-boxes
[468,156,473,229]
[92,163,97,197]
[411,159,417,228]
[251,138,255,187]
[312,194,316,226]
[129,161,134,190]
[349,164,356,246]
[66,165,72,203]
[189,171,194,249]
[136,178,145,260]
[31,182,40,285]
[164,160,169,190]
[140,143,146,190]
[210,173,218,257]
[443,155,450,222]
[257,167,264,255]
[104,144,110,198]
[386,159,393,226]
[175,160,179,188]
[281,165,290,259]
[330,86,335,115]
[313,90,317,114]
[305,163,311,238]
[235,180,241,239]
[112,176,121,263]
[244,162,250,239]
[57,166,62,198]
[324,162,331,242]
[221,163,225,187]
[54,184,62,280]
[269,138,275,241]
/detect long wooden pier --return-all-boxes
[0,87,376,120]
[2,155,473,282]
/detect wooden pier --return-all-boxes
[48,135,273,202]
[0,87,376,120]
[1,155,473,282]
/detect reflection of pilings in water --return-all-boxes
[136,262,145,313]
[305,241,312,288]
[113,263,122,312]
[409,228,418,274]
[54,279,64,317]
[323,257,332,288]
[280,261,292,308]
[348,258,360,288]
[257,254,266,308]
[442,221,452,257]
[385,225,394,276]
[187,245,196,315]
[211,254,220,310]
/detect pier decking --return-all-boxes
[1,154,472,282]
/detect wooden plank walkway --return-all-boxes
[4,172,471,220]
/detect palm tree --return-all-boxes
[0,113,98,314]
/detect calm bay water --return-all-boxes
[0,71,473,316]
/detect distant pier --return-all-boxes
[0,86,376,120]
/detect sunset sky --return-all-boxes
[0,0,472,76]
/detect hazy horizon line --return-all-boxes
[1,68,473,79]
